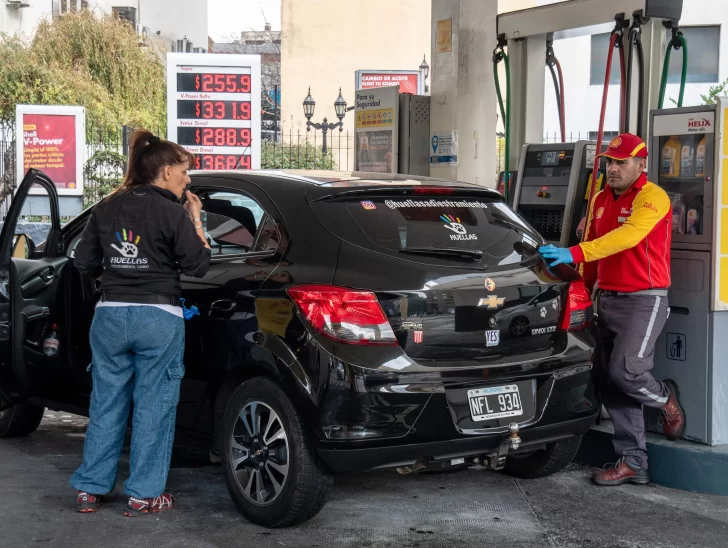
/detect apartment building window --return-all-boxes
[663,26,720,84]
[59,0,89,15]
[590,26,720,85]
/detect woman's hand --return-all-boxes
[184,190,203,222]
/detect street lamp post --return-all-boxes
[419,55,430,94]
[302,87,348,154]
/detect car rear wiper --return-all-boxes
[399,247,484,261]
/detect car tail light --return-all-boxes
[559,280,594,332]
[287,285,397,345]
[412,187,455,195]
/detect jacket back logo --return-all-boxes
[110,229,148,267]
[111,229,140,258]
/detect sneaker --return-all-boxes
[76,491,105,513]
[591,458,650,486]
[660,380,686,441]
[123,493,175,516]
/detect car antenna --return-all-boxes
[234,142,252,170]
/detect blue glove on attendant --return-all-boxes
[538,245,573,267]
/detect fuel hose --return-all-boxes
[658,29,688,108]
[493,44,511,202]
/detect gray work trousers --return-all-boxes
[597,292,670,469]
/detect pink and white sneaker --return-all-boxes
[123,493,175,516]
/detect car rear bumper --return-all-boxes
[316,412,598,472]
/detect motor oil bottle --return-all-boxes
[695,136,707,178]
[43,324,60,357]
[671,193,686,234]
[687,195,704,235]
[662,136,681,178]
[680,137,696,178]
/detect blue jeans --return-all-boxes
[70,306,185,499]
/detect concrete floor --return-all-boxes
[1,411,727,548]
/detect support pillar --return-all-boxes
[507,36,547,167]
[430,0,498,186]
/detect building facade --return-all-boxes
[280,0,431,148]
[0,0,208,53]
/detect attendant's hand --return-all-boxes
[538,245,573,267]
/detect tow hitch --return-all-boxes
[477,423,523,471]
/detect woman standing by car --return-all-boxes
[70,131,211,515]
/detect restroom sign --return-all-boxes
[666,332,686,361]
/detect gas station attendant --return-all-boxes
[538,133,686,486]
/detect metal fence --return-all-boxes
[543,130,619,144]
[0,127,357,218]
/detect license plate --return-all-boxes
[467,384,523,422]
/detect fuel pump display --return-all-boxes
[511,142,598,248]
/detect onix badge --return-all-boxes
[478,296,505,310]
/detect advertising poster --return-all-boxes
[430,131,459,166]
[16,105,85,197]
[355,86,399,174]
[355,70,424,95]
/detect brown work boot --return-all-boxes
[591,458,650,486]
[660,380,685,441]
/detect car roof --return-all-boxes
[192,169,495,191]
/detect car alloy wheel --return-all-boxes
[230,401,290,506]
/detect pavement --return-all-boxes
[1,411,727,548]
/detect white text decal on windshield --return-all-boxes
[385,199,489,209]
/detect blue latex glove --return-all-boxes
[538,245,573,267]
[179,298,200,321]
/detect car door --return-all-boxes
[176,177,286,434]
[0,169,67,404]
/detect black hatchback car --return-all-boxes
[0,169,599,527]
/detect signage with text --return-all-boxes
[355,85,399,174]
[167,53,261,170]
[16,105,85,197]
[355,70,424,95]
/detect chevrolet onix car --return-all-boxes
[0,169,599,527]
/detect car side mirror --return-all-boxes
[12,233,36,259]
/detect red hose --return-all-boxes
[619,40,627,134]
[583,33,618,243]
[555,58,566,143]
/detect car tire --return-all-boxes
[0,401,45,438]
[502,435,582,479]
[220,376,333,528]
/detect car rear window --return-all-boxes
[310,195,539,268]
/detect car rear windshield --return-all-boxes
[310,195,539,268]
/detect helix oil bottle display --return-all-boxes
[680,136,696,178]
[661,135,681,178]
[696,136,707,178]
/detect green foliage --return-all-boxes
[83,149,126,207]
[262,141,337,170]
[700,78,728,105]
[0,11,166,139]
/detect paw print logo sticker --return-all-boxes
[441,215,467,235]
[111,229,141,258]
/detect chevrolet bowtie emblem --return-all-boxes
[478,296,505,309]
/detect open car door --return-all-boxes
[0,169,67,405]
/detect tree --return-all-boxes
[0,10,167,138]
[700,78,728,105]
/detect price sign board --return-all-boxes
[167,53,261,170]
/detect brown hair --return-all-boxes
[119,130,195,192]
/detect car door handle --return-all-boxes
[39,267,55,283]
[210,300,236,314]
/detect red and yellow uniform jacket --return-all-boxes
[569,173,672,293]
